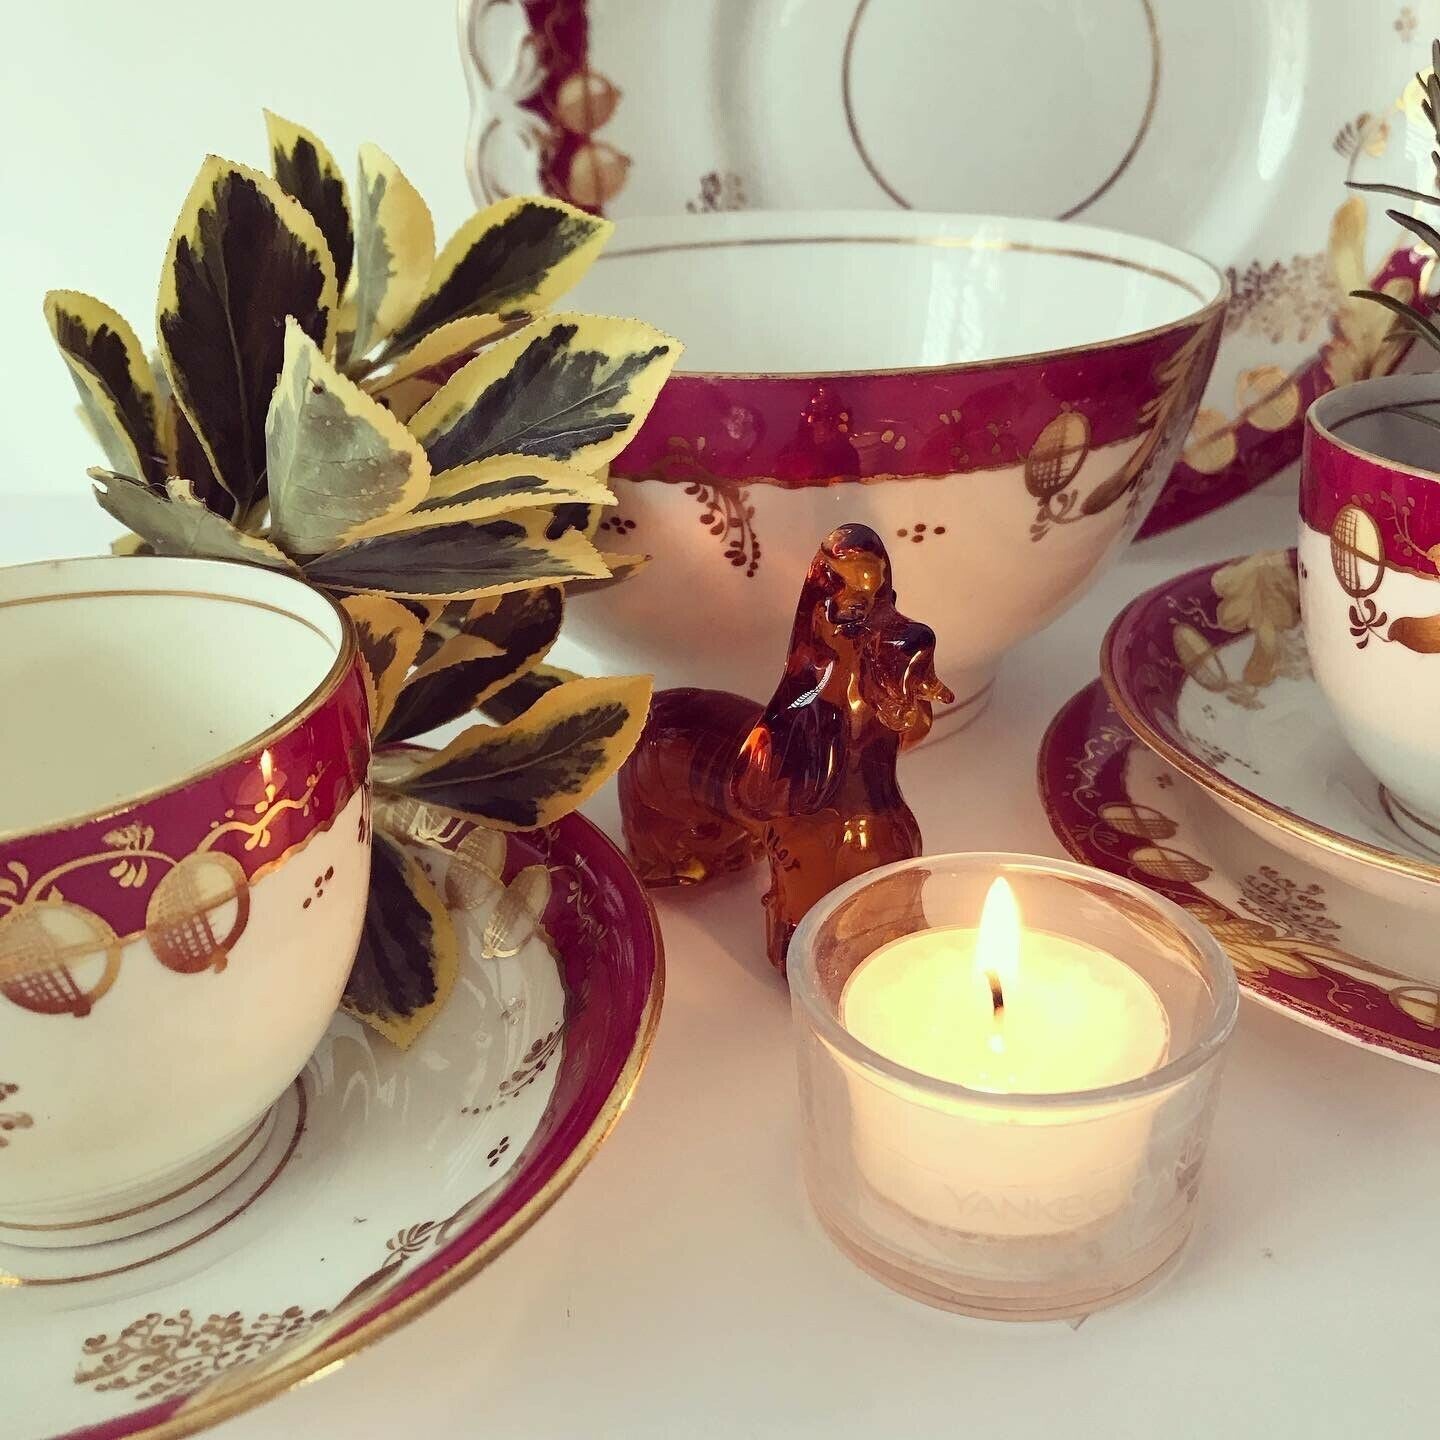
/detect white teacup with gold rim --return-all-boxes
[0,555,371,1248]
[1301,374,1440,845]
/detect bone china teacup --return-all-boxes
[1301,374,1440,841]
[0,556,370,1247]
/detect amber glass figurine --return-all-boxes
[619,523,953,975]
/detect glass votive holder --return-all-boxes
[789,852,1238,1321]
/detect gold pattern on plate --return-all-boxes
[51,825,665,1440]
[1103,555,1440,887]
[840,0,1159,221]
[1044,707,1432,1040]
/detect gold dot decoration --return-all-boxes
[145,852,250,975]
[1330,503,1385,599]
[0,902,122,1017]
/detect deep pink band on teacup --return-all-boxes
[608,316,1223,488]
[1302,375,1440,581]
[0,660,369,978]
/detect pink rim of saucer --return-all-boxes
[1038,679,1440,1070]
[51,806,664,1440]
[1100,547,1440,888]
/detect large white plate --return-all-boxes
[459,0,1438,534]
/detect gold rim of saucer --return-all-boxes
[66,875,666,1440]
[1100,566,1440,891]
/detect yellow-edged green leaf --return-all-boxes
[343,829,458,1049]
[302,506,610,599]
[364,313,516,393]
[90,469,297,570]
[419,455,614,517]
[398,674,652,829]
[409,313,680,473]
[389,197,610,354]
[44,291,163,485]
[265,109,353,293]
[349,143,435,362]
[266,319,431,556]
[340,595,426,735]
[381,586,563,744]
[480,662,582,724]
[157,156,338,515]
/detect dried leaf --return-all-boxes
[349,144,435,362]
[419,455,614,516]
[302,507,610,599]
[90,470,297,570]
[409,313,680,473]
[480,663,582,724]
[340,595,426,735]
[265,110,353,293]
[389,197,610,353]
[266,320,431,555]
[342,829,458,1049]
[44,290,162,485]
[157,157,337,515]
[381,586,563,743]
[398,674,652,829]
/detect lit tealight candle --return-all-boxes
[838,878,1170,1238]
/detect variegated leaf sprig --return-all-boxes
[43,112,676,1049]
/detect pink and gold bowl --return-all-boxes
[569,211,1225,723]
[0,556,370,1246]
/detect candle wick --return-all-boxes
[987,969,1004,1019]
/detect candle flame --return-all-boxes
[976,877,1022,1013]
[260,748,275,786]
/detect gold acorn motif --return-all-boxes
[1098,803,1178,840]
[1392,985,1440,1029]
[1330,503,1385,599]
[1235,366,1301,432]
[564,141,631,209]
[480,865,552,961]
[444,828,507,911]
[551,69,621,134]
[1024,411,1090,500]
[1129,845,1212,884]
[0,901,122,1017]
[1171,622,1229,692]
[1182,409,1238,475]
[145,852,249,975]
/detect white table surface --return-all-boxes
[9,485,1436,1439]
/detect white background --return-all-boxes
[0,0,472,502]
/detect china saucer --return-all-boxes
[1,808,662,1440]
[1102,548,1440,909]
[1040,680,1440,1071]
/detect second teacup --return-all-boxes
[1301,373,1440,845]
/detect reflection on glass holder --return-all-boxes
[788,852,1238,1321]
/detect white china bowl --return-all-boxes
[0,556,371,1246]
[567,211,1226,721]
